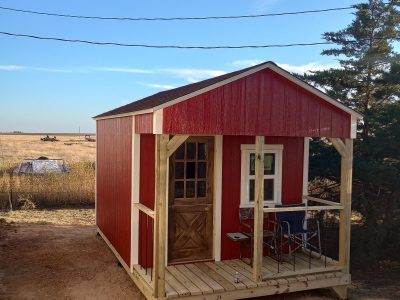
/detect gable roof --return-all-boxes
[94,61,362,120]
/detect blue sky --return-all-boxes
[0,0,362,133]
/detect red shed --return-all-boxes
[94,61,361,300]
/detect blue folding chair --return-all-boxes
[275,204,321,260]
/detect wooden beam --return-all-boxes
[332,285,348,300]
[339,138,353,274]
[263,205,343,213]
[153,134,169,298]
[253,136,264,282]
[167,135,189,157]
[329,138,346,157]
[133,203,155,218]
[303,195,342,207]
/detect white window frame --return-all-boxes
[240,144,283,208]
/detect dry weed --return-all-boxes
[0,134,95,209]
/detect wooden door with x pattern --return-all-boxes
[168,136,214,264]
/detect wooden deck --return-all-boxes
[132,253,350,300]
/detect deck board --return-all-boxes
[222,260,267,287]
[165,268,191,296]
[134,254,347,299]
[195,263,236,291]
[175,265,213,294]
[215,261,258,288]
[186,264,224,293]
[167,266,202,295]
[204,262,247,290]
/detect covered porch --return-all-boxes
[128,134,353,300]
[132,255,349,299]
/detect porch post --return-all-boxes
[153,134,168,298]
[332,138,353,299]
[339,138,353,273]
[253,136,264,282]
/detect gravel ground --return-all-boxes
[0,208,398,300]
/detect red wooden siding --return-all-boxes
[96,117,133,266]
[135,113,153,134]
[220,136,304,260]
[139,134,155,267]
[163,69,351,138]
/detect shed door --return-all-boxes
[168,137,214,264]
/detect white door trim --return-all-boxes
[213,135,223,261]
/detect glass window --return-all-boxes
[198,143,207,160]
[175,181,184,198]
[248,179,274,201]
[175,144,185,159]
[264,154,275,175]
[264,179,274,200]
[249,153,256,175]
[241,146,282,207]
[186,143,196,160]
[175,162,184,179]
[186,181,195,198]
[198,162,206,179]
[197,181,206,197]
[249,179,255,202]
[186,162,196,179]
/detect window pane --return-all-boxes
[249,153,255,175]
[186,142,196,160]
[175,181,184,198]
[175,143,185,159]
[186,181,195,198]
[197,181,206,197]
[175,162,184,179]
[249,179,255,202]
[198,143,207,160]
[186,162,196,179]
[198,162,206,179]
[264,154,275,175]
[264,179,274,200]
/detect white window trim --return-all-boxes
[240,144,283,208]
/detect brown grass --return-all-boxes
[0,208,95,225]
[0,134,95,162]
[0,134,95,209]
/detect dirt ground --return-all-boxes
[0,209,398,300]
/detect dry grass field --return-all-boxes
[0,134,95,162]
[0,134,95,209]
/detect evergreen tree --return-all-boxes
[305,0,399,139]
[304,0,400,266]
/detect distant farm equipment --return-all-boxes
[13,157,68,175]
[85,135,96,142]
[40,135,59,142]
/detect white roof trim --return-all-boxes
[94,62,362,121]
[93,108,153,121]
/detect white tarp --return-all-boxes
[32,160,62,174]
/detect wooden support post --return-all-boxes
[253,136,264,282]
[153,134,168,298]
[329,138,346,158]
[167,135,189,157]
[334,138,353,299]
[339,138,353,273]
